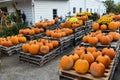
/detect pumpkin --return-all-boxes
[88,36,98,45]
[22,43,30,53]
[28,30,35,35]
[96,54,111,67]
[80,50,94,65]
[65,21,72,28]
[102,48,115,59]
[108,22,118,30]
[92,22,99,30]
[107,34,113,42]
[99,35,111,45]
[78,20,83,26]
[40,45,50,54]
[40,39,48,44]
[51,40,59,48]
[82,35,89,43]
[11,36,19,45]
[86,47,97,53]
[46,30,52,36]
[3,40,13,47]
[39,28,44,32]
[90,61,105,77]
[60,23,65,28]
[37,42,44,49]
[29,44,39,55]
[45,41,53,50]
[18,37,26,43]
[19,29,23,34]
[35,22,42,27]
[74,59,89,74]
[108,32,120,41]
[74,46,85,57]
[69,54,79,61]
[100,24,107,30]
[72,23,78,28]
[42,23,48,27]
[92,51,102,59]
[60,55,74,70]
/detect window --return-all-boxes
[53,9,57,19]
[86,8,88,12]
[73,7,76,13]
[79,8,82,12]
[90,8,92,13]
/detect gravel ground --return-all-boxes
[0,47,120,80]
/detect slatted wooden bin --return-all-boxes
[59,47,120,80]
[19,46,60,66]
[0,43,22,56]
[24,32,45,40]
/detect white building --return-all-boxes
[0,0,106,25]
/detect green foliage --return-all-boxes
[0,22,27,37]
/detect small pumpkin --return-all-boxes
[90,61,105,77]
[69,54,79,61]
[11,36,19,45]
[99,35,111,45]
[100,24,107,30]
[86,47,97,53]
[60,55,74,70]
[92,22,99,30]
[22,43,30,53]
[28,30,35,35]
[88,36,98,45]
[108,22,118,30]
[51,40,59,48]
[92,51,102,59]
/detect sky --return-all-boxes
[100,0,120,4]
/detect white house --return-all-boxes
[0,0,106,25]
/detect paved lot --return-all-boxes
[0,47,120,80]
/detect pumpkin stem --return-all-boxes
[102,53,106,56]
[82,56,84,60]
[85,49,87,54]
[95,60,99,64]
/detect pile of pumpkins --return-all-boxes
[46,28,73,38]
[35,18,59,27]
[22,39,59,55]
[60,17,83,28]
[59,46,115,77]
[19,28,44,35]
[92,21,120,31]
[82,30,120,45]
[0,34,26,47]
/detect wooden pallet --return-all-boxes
[34,32,45,39]
[74,35,83,46]
[81,41,120,51]
[59,53,118,80]
[0,43,22,56]
[91,29,119,33]
[19,46,60,66]
[72,26,85,33]
[85,20,93,27]
[43,34,74,45]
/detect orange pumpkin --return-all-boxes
[54,17,59,23]
[74,58,89,74]
[90,61,105,77]
[82,35,89,43]
[99,35,111,45]
[46,30,52,36]
[108,22,118,30]
[100,24,107,30]
[65,21,72,28]
[87,47,97,53]
[108,32,120,41]
[40,45,50,54]
[60,23,65,28]
[51,40,59,48]
[69,54,79,61]
[45,41,53,50]
[88,36,98,45]
[92,51,102,59]
[96,54,111,67]
[60,55,74,70]
[80,50,94,65]
[72,23,78,28]
[102,48,115,59]
[11,36,19,45]
[28,30,35,35]
[92,22,99,30]
[18,37,26,43]
[22,43,30,53]
[29,44,39,55]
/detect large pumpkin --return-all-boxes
[60,55,74,70]
[96,54,111,67]
[88,36,98,45]
[90,61,105,77]
[74,59,89,74]
[29,44,39,55]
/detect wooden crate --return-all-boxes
[91,29,119,33]
[85,20,93,27]
[19,46,60,66]
[59,51,119,80]
[72,26,84,33]
[0,43,22,56]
